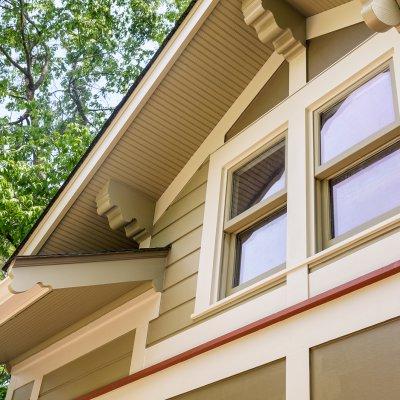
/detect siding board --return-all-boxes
[147,166,207,345]
[164,251,200,289]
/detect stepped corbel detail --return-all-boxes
[242,0,305,62]
[96,180,155,243]
[361,0,400,32]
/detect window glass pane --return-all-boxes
[320,70,395,164]
[330,144,400,238]
[235,209,286,287]
[231,142,285,218]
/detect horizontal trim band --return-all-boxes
[75,259,400,400]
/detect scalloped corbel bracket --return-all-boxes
[361,0,400,32]
[96,180,155,243]
[242,0,305,62]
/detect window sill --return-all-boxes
[192,212,400,321]
[191,269,287,321]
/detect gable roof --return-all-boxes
[4,0,275,268]
[3,0,352,271]
[2,1,197,271]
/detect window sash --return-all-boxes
[221,138,287,297]
[315,62,400,250]
[314,62,399,180]
[319,139,400,247]
[231,208,287,292]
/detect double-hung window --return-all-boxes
[315,65,400,249]
[221,139,287,297]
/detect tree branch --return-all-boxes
[33,45,50,90]
[9,110,29,125]
[68,77,90,125]
[0,44,28,76]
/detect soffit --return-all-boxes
[0,281,149,364]
[39,0,273,255]
[285,0,352,16]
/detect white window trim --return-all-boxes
[194,28,400,318]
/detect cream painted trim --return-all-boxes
[361,0,400,32]
[139,276,400,400]
[288,48,306,96]
[130,324,149,373]
[30,377,42,400]
[0,279,50,325]
[194,29,400,316]
[306,1,363,40]
[286,348,309,400]
[19,0,219,256]
[193,208,400,320]
[154,51,285,222]
[11,289,160,387]
[9,257,166,293]
[5,376,17,400]
[156,27,394,224]
[242,0,305,61]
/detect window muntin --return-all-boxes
[319,70,395,164]
[223,138,287,297]
[230,142,285,219]
[330,143,400,238]
[234,209,286,287]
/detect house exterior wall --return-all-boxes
[307,22,373,80]
[225,62,289,141]
[38,331,135,400]
[5,9,400,400]
[147,163,208,345]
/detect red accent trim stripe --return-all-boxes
[75,260,400,400]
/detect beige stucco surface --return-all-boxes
[311,318,400,400]
[171,358,285,399]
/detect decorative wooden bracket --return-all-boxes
[96,180,155,243]
[242,0,305,62]
[361,0,400,32]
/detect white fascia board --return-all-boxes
[19,0,219,256]
[9,257,166,293]
[154,51,285,222]
[306,0,363,40]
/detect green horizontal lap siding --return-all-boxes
[170,358,285,399]
[311,318,400,400]
[38,331,135,400]
[148,164,208,345]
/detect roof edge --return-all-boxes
[3,0,198,272]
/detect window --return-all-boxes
[315,65,400,248]
[221,140,287,296]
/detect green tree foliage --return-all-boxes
[0,366,9,399]
[0,0,191,265]
[0,2,191,395]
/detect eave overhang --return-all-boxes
[8,247,169,293]
[0,248,169,364]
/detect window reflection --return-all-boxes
[231,142,285,218]
[320,71,395,164]
[330,144,400,237]
[235,209,286,286]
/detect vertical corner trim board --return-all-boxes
[75,259,400,400]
